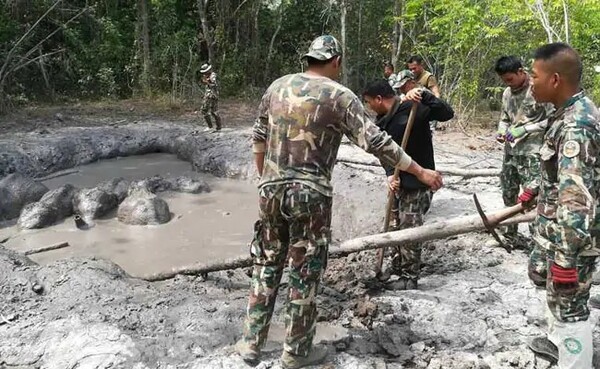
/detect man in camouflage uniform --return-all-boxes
[363,75,454,290]
[199,63,222,131]
[526,43,600,369]
[407,55,441,131]
[383,62,397,88]
[235,35,443,369]
[494,56,552,273]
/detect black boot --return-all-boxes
[213,114,222,131]
[589,294,600,309]
[203,114,213,130]
[528,336,558,364]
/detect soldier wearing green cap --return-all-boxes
[235,35,443,369]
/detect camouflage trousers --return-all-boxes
[528,243,549,285]
[242,183,332,356]
[389,188,433,280]
[545,251,597,323]
[200,96,221,129]
[500,148,541,236]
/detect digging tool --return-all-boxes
[473,193,529,253]
[140,207,536,282]
[375,102,419,279]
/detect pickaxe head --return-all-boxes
[473,194,512,253]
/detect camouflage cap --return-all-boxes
[303,35,343,61]
[393,69,415,89]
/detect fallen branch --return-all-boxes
[336,158,379,167]
[24,241,70,255]
[35,169,79,181]
[335,158,500,178]
[439,168,500,178]
[140,211,535,282]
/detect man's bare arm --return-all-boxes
[254,152,265,177]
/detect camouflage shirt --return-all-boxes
[497,77,553,155]
[252,72,413,196]
[387,73,397,88]
[533,92,600,268]
[203,72,219,99]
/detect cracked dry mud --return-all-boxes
[0,111,599,369]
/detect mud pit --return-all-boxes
[0,153,258,277]
[1,112,600,369]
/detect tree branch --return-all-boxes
[12,49,65,73]
[0,0,63,80]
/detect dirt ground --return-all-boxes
[0,98,257,134]
[1,100,599,369]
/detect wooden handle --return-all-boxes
[487,202,528,226]
[376,102,419,275]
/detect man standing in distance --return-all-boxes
[235,35,443,369]
[407,55,441,130]
[363,75,453,289]
[199,63,222,132]
[407,55,441,98]
[493,56,552,281]
[384,62,397,88]
[527,43,600,369]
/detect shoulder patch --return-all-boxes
[562,140,580,158]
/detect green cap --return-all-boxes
[393,69,415,89]
[302,35,343,61]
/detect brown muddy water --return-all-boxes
[0,154,259,278]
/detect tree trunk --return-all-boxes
[197,0,214,65]
[391,0,404,70]
[265,1,284,81]
[340,0,348,86]
[562,0,570,43]
[140,210,535,281]
[138,0,151,95]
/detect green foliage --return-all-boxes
[1,0,600,114]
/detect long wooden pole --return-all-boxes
[335,158,500,178]
[139,210,535,282]
[375,102,418,277]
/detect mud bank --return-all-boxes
[1,120,600,368]
[0,123,254,180]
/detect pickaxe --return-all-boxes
[472,194,528,253]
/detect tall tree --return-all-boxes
[197,0,215,65]
[340,0,348,86]
[391,0,404,70]
[137,0,151,94]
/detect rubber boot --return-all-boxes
[405,278,418,290]
[592,269,600,285]
[213,114,222,131]
[235,339,260,366]
[589,294,600,309]
[528,336,558,364]
[548,320,593,369]
[385,278,407,291]
[203,114,213,130]
[281,345,328,369]
[527,265,547,288]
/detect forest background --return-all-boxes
[1,0,599,125]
